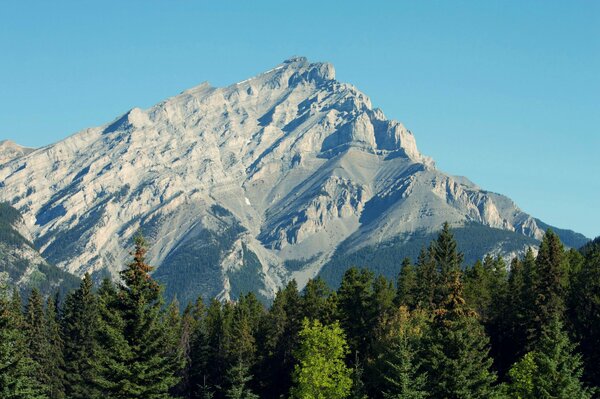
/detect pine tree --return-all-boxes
[224,358,258,399]
[378,306,428,399]
[0,283,46,399]
[62,273,99,399]
[45,295,66,398]
[569,241,600,387]
[25,288,53,395]
[255,280,302,398]
[431,222,464,306]
[413,247,438,310]
[508,318,594,399]
[381,335,428,399]
[204,299,233,397]
[423,272,498,398]
[301,277,336,323]
[395,258,417,309]
[92,234,183,398]
[528,230,568,349]
[290,319,353,399]
[337,267,376,365]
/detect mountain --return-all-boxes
[0,202,79,296]
[0,140,35,165]
[0,57,588,303]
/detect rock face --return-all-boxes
[0,203,79,296]
[0,57,587,302]
[0,140,35,165]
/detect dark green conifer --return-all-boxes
[92,235,183,398]
[62,273,99,399]
[44,295,66,398]
[395,258,417,309]
[25,288,52,395]
[528,230,568,348]
[0,284,46,399]
[423,272,498,398]
[508,318,594,398]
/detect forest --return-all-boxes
[1,223,599,399]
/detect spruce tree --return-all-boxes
[395,258,417,309]
[255,280,302,398]
[337,267,376,365]
[528,230,568,349]
[569,241,600,387]
[413,247,438,310]
[45,295,66,399]
[431,222,464,306]
[92,235,183,398]
[301,277,336,323]
[0,283,46,399]
[508,318,593,399]
[381,336,428,399]
[62,273,99,398]
[25,288,53,395]
[379,307,428,399]
[423,272,498,398]
[224,358,258,399]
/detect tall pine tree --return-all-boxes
[92,234,183,398]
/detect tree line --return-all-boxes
[1,224,599,398]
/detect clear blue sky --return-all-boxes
[1,0,598,238]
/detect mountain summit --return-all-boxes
[0,58,587,303]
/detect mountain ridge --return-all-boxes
[0,57,588,302]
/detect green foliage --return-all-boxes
[224,360,258,399]
[528,230,568,348]
[62,273,100,399]
[0,283,46,399]
[395,258,417,309]
[569,238,600,387]
[423,268,498,398]
[290,319,353,399]
[92,235,183,398]
[508,318,593,399]
[508,352,537,398]
[378,308,429,399]
[337,267,377,366]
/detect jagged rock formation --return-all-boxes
[0,57,588,303]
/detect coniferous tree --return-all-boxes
[45,295,66,399]
[225,297,259,396]
[62,273,99,399]
[423,269,498,397]
[255,280,302,398]
[508,318,593,399]
[0,283,46,399]
[224,359,258,399]
[337,267,376,366]
[413,247,438,310]
[301,277,336,323]
[92,235,183,398]
[431,222,464,306]
[569,241,600,387]
[528,230,568,349]
[25,288,52,395]
[204,299,233,398]
[180,298,205,399]
[378,307,428,399]
[395,258,417,309]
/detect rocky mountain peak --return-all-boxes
[0,58,587,303]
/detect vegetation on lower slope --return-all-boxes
[1,224,599,398]
[0,203,80,297]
